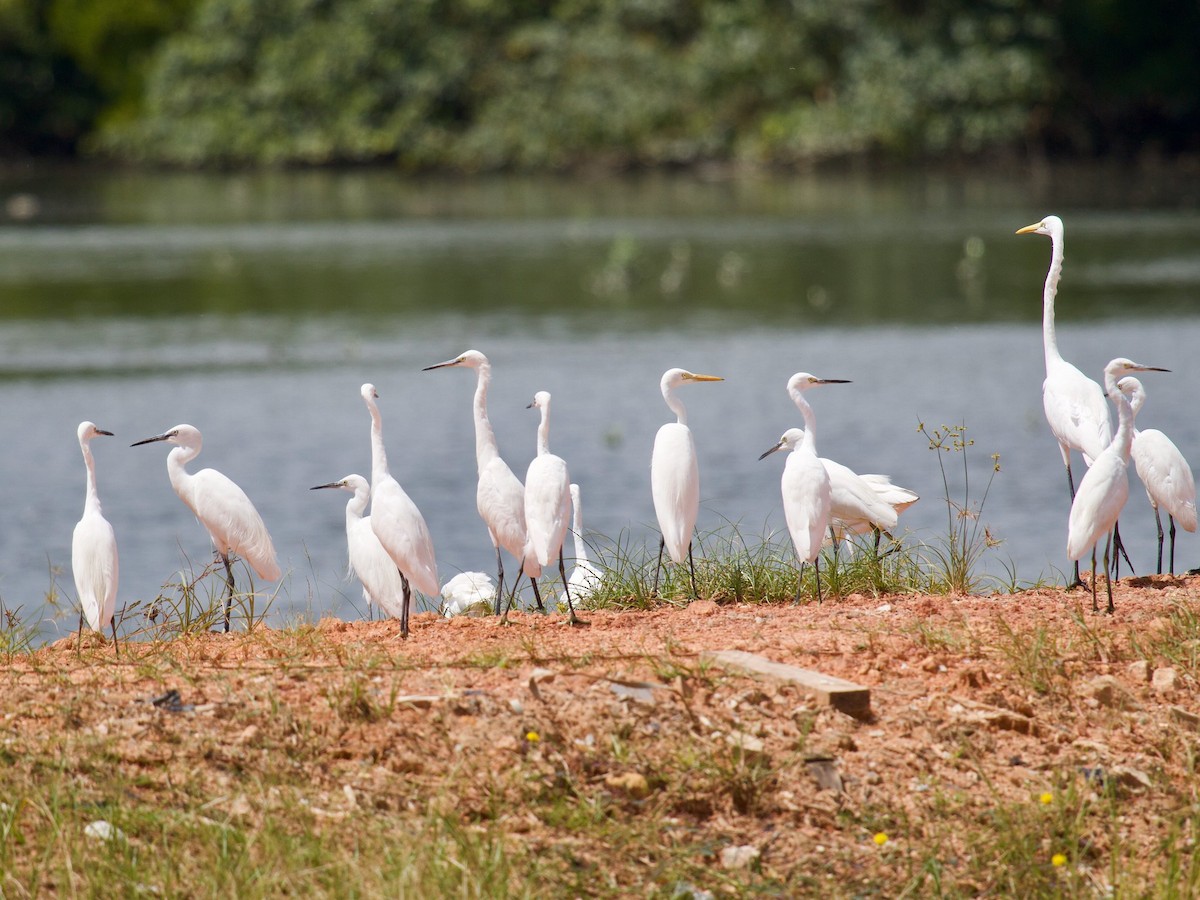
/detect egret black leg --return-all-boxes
[1169,514,1178,575]
[111,615,120,659]
[494,545,506,615]
[220,553,236,633]
[1089,546,1098,613]
[1103,533,1115,615]
[652,537,665,595]
[399,572,410,639]
[559,549,581,626]
[1154,508,1165,575]
[1112,521,1133,578]
[687,542,698,598]
[77,607,84,656]
[1066,462,1085,589]
[530,577,545,613]
[815,558,824,606]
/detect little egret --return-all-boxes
[1123,378,1197,574]
[72,422,119,653]
[759,426,832,603]
[132,424,279,632]
[1018,215,1116,586]
[422,350,543,612]
[831,474,919,545]
[361,384,439,639]
[440,571,497,617]
[560,483,602,607]
[310,474,409,620]
[1067,359,1169,613]
[651,368,724,597]
[523,391,581,624]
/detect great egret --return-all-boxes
[650,368,724,597]
[310,474,409,620]
[440,571,497,617]
[1018,215,1115,586]
[1067,359,1169,613]
[360,384,439,639]
[560,483,602,607]
[422,350,544,613]
[72,422,119,653]
[1123,378,1197,574]
[132,424,279,632]
[523,391,581,624]
[759,426,832,604]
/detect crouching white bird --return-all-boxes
[310,474,409,620]
[759,426,832,604]
[1067,359,1169,613]
[560,483,602,607]
[440,571,497,617]
[133,424,280,633]
[1124,378,1197,575]
[651,368,724,598]
[523,391,582,624]
[72,422,119,653]
[361,384,439,639]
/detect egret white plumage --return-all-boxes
[1018,215,1117,586]
[560,482,602,607]
[360,384,438,639]
[523,391,581,624]
[1067,359,1169,613]
[830,474,919,544]
[72,422,119,653]
[759,425,832,603]
[422,350,543,613]
[132,424,279,633]
[1123,378,1197,575]
[650,368,724,597]
[440,571,497,617]
[310,474,409,620]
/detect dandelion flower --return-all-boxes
[1052,853,1067,867]
[525,731,541,743]
[1039,792,1053,805]
[873,832,889,846]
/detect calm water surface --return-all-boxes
[1,166,1198,641]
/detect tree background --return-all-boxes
[2,0,1198,169]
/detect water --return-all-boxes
[1,165,1198,642]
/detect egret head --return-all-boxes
[77,421,113,444]
[1016,215,1063,238]
[310,474,369,497]
[360,383,378,402]
[1103,358,1169,396]
[527,390,552,412]
[1117,377,1146,414]
[423,349,487,371]
[758,427,806,460]
[660,368,723,393]
[131,424,201,449]
[787,373,851,394]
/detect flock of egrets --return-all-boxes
[68,213,1198,651]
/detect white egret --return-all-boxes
[759,426,832,603]
[132,424,280,632]
[72,422,119,653]
[1018,215,1118,585]
[560,483,602,607]
[651,368,724,597]
[440,571,497,617]
[310,474,409,620]
[1123,378,1197,574]
[360,384,439,639]
[1067,359,1169,613]
[831,474,919,545]
[523,391,581,624]
[422,350,544,613]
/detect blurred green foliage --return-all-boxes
[1,0,1198,167]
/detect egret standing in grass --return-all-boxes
[1018,215,1118,586]
[132,424,280,632]
[830,474,919,546]
[422,350,543,613]
[523,391,581,625]
[1067,359,1169,613]
[1123,378,1197,575]
[759,425,832,604]
[310,474,409,620]
[72,422,119,653]
[561,482,602,607]
[361,384,439,639]
[651,368,724,597]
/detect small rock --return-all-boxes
[236,724,260,745]
[604,771,650,798]
[1152,667,1178,694]
[1110,765,1153,790]
[836,733,857,751]
[919,655,939,673]
[1128,660,1151,683]
[690,600,719,617]
[719,844,761,870]
[84,820,124,842]
[1084,675,1122,708]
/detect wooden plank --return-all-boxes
[701,649,871,717]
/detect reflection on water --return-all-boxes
[1,167,1198,641]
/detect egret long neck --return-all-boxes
[571,496,588,564]
[81,441,103,516]
[788,388,819,453]
[1042,230,1065,369]
[346,486,369,520]
[536,406,551,456]
[166,445,198,503]
[472,361,500,471]
[1113,392,1136,460]
[663,385,688,426]
[366,397,390,484]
